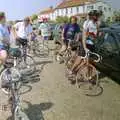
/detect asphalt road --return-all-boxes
[0,42,120,120]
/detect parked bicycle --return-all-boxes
[75,50,103,96]
[0,47,29,120]
[28,35,50,57]
[18,40,36,75]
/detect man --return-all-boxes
[60,16,80,53]
[13,17,33,48]
[0,12,10,65]
[38,18,51,40]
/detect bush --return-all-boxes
[56,16,69,23]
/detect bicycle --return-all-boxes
[0,48,29,120]
[55,39,76,64]
[17,40,36,75]
[28,35,50,57]
[75,50,103,96]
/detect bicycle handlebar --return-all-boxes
[81,49,101,63]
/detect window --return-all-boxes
[102,33,118,52]
[87,5,94,11]
[76,7,79,13]
[66,8,68,14]
[104,7,107,12]
[98,6,103,10]
[109,8,111,11]
[71,8,73,13]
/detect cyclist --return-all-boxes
[68,10,101,76]
[38,18,51,40]
[57,16,80,61]
[0,12,10,66]
[13,17,33,48]
[0,12,11,91]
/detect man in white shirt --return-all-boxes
[39,18,51,40]
[13,17,32,47]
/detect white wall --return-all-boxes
[40,1,114,21]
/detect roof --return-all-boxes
[55,0,96,9]
[40,8,54,15]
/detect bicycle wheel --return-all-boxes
[38,44,50,57]
[17,55,36,75]
[13,106,29,120]
[0,68,21,95]
[76,64,103,96]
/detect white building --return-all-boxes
[38,0,114,21]
[38,7,54,22]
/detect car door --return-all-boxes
[98,31,120,71]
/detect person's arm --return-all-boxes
[82,21,89,50]
[82,29,87,49]
[12,23,19,39]
[76,25,81,41]
[61,24,68,42]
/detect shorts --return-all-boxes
[0,44,6,50]
[86,44,95,52]
[86,38,95,52]
[43,36,49,40]
[63,39,73,46]
[63,39,69,46]
[16,38,28,47]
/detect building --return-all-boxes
[38,7,54,22]
[38,0,114,21]
[54,0,114,20]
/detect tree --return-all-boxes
[56,16,69,23]
[113,10,120,23]
[31,14,38,22]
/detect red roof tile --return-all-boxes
[40,8,54,15]
[56,0,96,9]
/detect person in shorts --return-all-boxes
[13,17,33,48]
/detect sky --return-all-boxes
[0,0,59,20]
[0,0,119,21]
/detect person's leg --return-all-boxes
[59,40,67,55]
[70,56,82,73]
[0,50,8,88]
[0,50,7,64]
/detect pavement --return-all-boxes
[0,41,120,120]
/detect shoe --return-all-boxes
[1,88,9,94]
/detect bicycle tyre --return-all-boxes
[0,67,21,95]
[17,55,36,75]
[76,64,103,96]
[14,106,29,120]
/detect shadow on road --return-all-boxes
[23,101,54,120]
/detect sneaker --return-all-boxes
[1,88,9,95]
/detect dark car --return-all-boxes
[94,24,120,81]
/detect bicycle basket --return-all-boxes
[9,48,21,58]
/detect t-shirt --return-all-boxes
[14,22,32,39]
[64,23,80,40]
[0,24,10,45]
[83,20,98,38]
[39,23,51,37]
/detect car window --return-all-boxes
[102,32,118,52]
